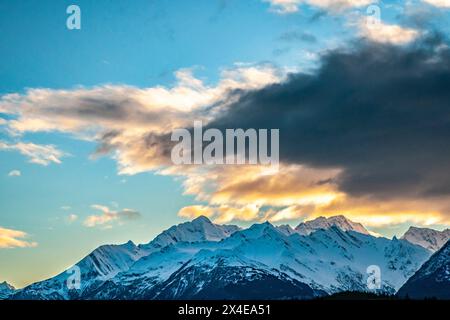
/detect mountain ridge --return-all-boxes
[0,281,15,299]
[9,215,435,300]
[295,215,370,236]
[400,226,450,252]
[397,240,450,299]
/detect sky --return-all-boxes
[1,0,450,288]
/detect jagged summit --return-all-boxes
[400,226,450,252]
[0,281,15,299]
[295,215,370,236]
[276,224,296,236]
[6,215,444,300]
[0,281,14,291]
[140,215,240,251]
[191,215,213,224]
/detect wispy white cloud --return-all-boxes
[358,19,420,44]
[8,170,21,177]
[0,227,37,249]
[0,141,66,166]
[67,214,78,223]
[83,204,141,228]
[422,0,450,8]
[2,58,449,231]
[0,65,283,174]
[263,0,374,14]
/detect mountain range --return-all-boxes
[4,215,449,300]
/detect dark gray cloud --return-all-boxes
[208,34,450,200]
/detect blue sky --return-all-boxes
[1,0,450,288]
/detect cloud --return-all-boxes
[267,205,308,222]
[67,214,78,223]
[8,170,21,177]
[0,65,283,174]
[178,205,215,219]
[0,66,282,135]
[0,227,37,249]
[2,37,450,229]
[359,19,420,44]
[263,0,373,14]
[170,34,450,226]
[178,204,260,224]
[423,0,450,8]
[267,197,450,227]
[173,163,450,227]
[0,141,66,166]
[164,164,341,208]
[83,205,141,228]
[207,34,450,202]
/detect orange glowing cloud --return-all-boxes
[0,227,37,249]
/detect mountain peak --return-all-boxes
[0,281,14,291]
[295,215,370,236]
[276,224,296,236]
[143,216,240,250]
[234,221,282,240]
[124,240,136,248]
[401,226,450,252]
[192,215,213,225]
[0,281,15,299]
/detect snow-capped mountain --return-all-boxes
[140,215,240,252]
[397,240,450,299]
[0,281,15,299]
[146,251,322,300]
[12,240,145,300]
[10,217,240,300]
[276,224,297,236]
[295,215,370,236]
[401,226,450,252]
[8,215,439,300]
[222,223,429,294]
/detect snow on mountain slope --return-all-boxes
[139,216,240,252]
[85,222,431,299]
[397,240,450,299]
[12,216,239,300]
[10,216,436,300]
[90,242,223,299]
[11,240,145,300]
[149,250,322,300]
[221,223,430,293]
[0,281,15,300]
[79,241,145,278]
[401,226,450,252]
[276,224,297,236]
[295,215,370,236]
